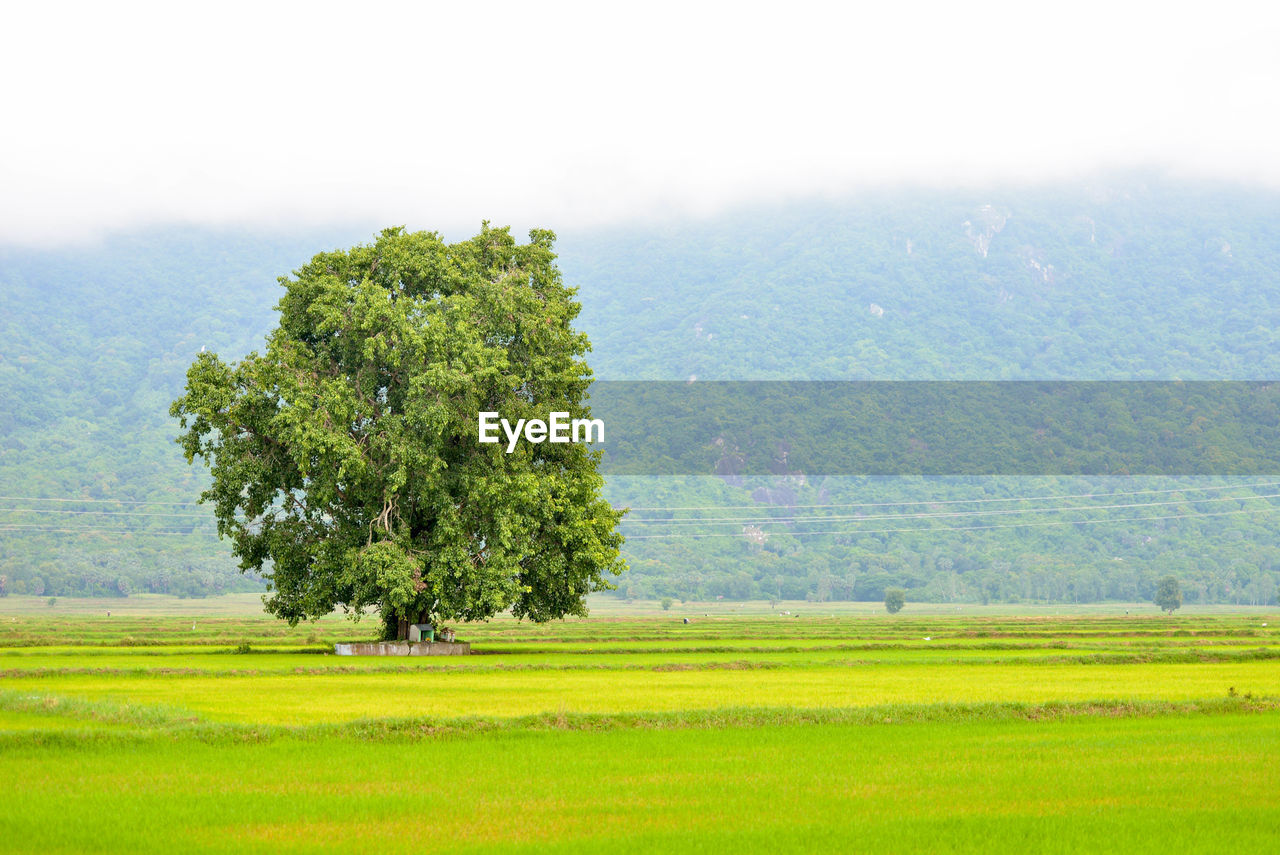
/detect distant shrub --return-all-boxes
[232,642,252,654]
[1155,576,1183,614]
[660,597,674,611]
[884,589,906,614]
[46,597,57,608]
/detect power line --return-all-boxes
[619,492,1280,527]
[0,526,217,536]
[0,495,201,506]
[0,507,212,519]
[616,480,1280,512]
[623,505,1280,540]
[5,502,1278,541]
[6,480,1275,514]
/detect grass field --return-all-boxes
[2,598,1278,853]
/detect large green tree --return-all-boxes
[171,225,625,639]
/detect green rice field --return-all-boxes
[2,597,1278,853]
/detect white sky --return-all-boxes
[2,1,1279,245]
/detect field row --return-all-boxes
[2,612,1273,648]
[3,644,1278,681]
[5,658,1277,726]
[4,611,1280,854]
[3,710,1278,854]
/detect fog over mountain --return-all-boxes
[3,176,1280,604]
[3,4,1279,245]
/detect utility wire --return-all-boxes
[620,492,1280,527]
[0,495,201,506]
[6,480,1275,514]
[0,526,215,535]
[0,507,212,518]
[617,480,1280,512]
[623,505,1280,540]
[6,501,1278,540]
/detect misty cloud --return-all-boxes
[2,1,1279,245]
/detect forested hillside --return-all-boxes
[561,178,1280,380]
[3,176,1280,604]
[0,229,363,597]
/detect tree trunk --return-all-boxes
[380,610,400,641]
[382,608,431,640]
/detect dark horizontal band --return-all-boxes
[582,381,1280,475]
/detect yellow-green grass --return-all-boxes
[2,643,1277,681]
[7,659,1278,726]
[3,611,1274,649]
[0,708,121,731]
[2,712,1277,854]
[0,614,350,648]
[4,610,1275,688]
[4,612,1279,853]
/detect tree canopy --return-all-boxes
[171,225,626,637]
[1154,576,1183,614]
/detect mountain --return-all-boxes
[561,177,1280,380]
[2,175,1279,604]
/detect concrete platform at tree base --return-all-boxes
[334,641,471,656]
